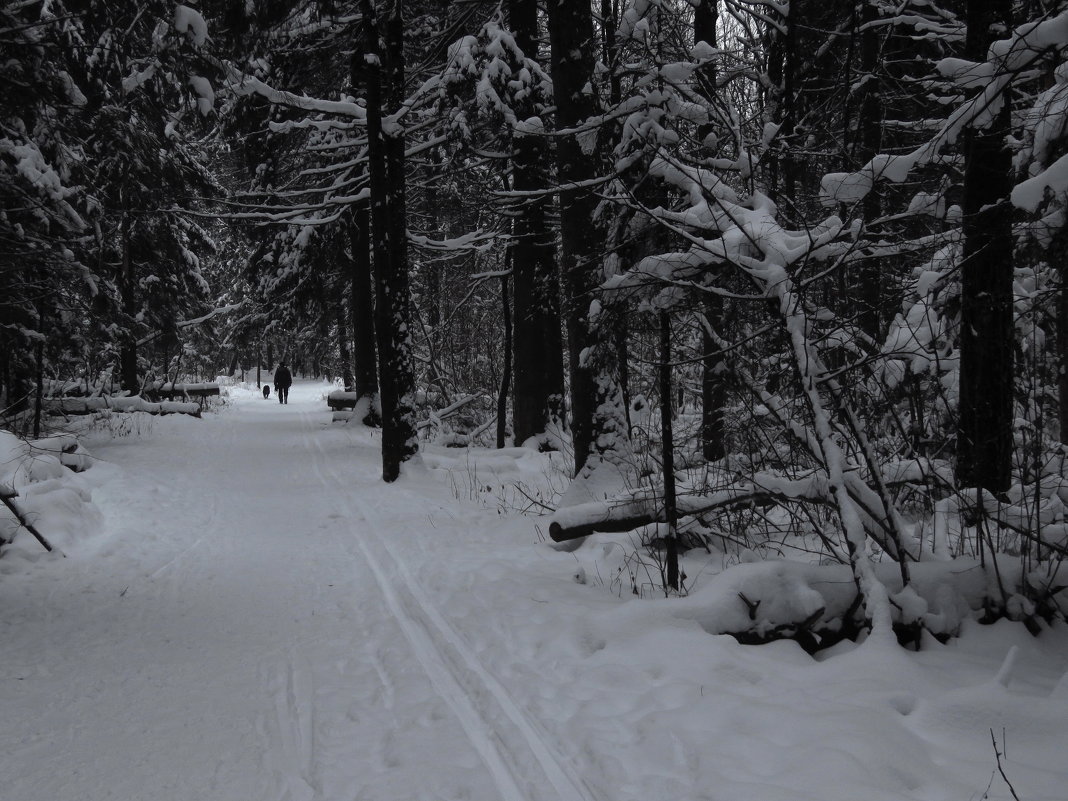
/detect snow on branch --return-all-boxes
[173,5,209,46]
[408,230,498,252]
[177,301,245,330]
[221,63,367,121]
[823,10,1068,209]
[134,302,245,347]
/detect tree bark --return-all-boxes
[120,211,138,394]
[700,295,727,462]
[345,51,380,415]
[348,201,380,415]
[362,0,418,481]
[854,0,883,342]
[510,123,566,445]
[506,0,566,447]
[956,0,1014,495]
[548,0,622,475]
[694,0,728,462]
[497,274,512,448]
[765,3,799,202]
[33,337,43,439]
[1059,234,1068,442]
[659,311,679,590]
[336,299,355,390]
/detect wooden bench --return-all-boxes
[327,391,360,411]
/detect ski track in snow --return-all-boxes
[299,414,596,801]
[2,384,570,801]
[5,382,1067,801]
[259,653,317,801]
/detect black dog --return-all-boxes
[263,385,271,399]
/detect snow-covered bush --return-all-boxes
[0,431,101,555]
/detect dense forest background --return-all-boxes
[3,0,1068,638]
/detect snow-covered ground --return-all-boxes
[2,381,1067,801]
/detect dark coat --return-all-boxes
[273,365,293,388]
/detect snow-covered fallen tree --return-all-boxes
[143,382,221,401]
[45,396,203,418]
[572,529,1067,649]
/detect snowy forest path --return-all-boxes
[300,411,597,801]
[0,381,587,801]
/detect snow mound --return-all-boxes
[0,430,101,555]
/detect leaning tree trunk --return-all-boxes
[956,0,1014,496]
[362,0,417,481]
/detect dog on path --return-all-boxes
[262,385,271,400]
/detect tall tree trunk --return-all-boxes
[1058,229,1068,441]
[659,311,679,591]
[349,18,381,425]
[507,0,566,447]
[497,274,512,449]
[337,298,355,390]
[695,0,727,462]
[363,0,417,481]
[510,122,566,444]
[956,0,1014,495]
[601,0,632,431]
[854,0,883,342]
[424,151,443,357]
[119,211,138,394]
[1,350,8,416]
[349,201,380,417]
[700,294,727,462]
[765,4,799,203]
[548,0,626,475]
[33,336,43,440]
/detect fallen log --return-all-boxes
[549,468,915,561]
[145,382,220,401]
[548,479,835,542]
[45,397,201,418]
[416,394,480,430]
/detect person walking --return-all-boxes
[273,362,293,404]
